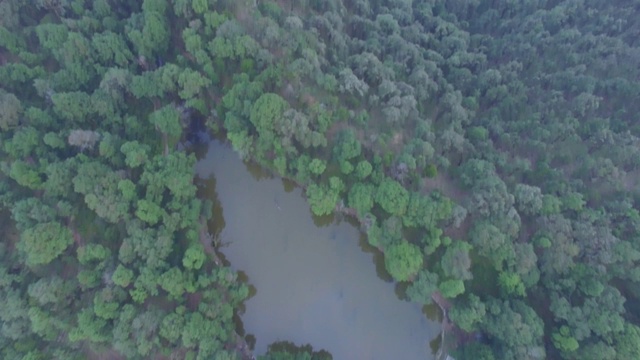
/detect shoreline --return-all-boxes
[195,135,454,359]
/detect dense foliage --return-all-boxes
[3,0,640,359]
[0,1,250,359]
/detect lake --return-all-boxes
[195,140,440,359]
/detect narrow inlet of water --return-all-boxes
[195,140,440,359]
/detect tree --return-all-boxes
[93,288,124,320]
[347,183,374,217]
[250,93,289,135]
[613,323,640,359]
[127,6,170,58]
[0,90,21,131]
[441,241,473,280]
[19,222,73,268]
[77,244,111,267]
[159,268,185,299]
[482,299,545,359]
[384,240,423,282]
[355,160,372,179]
[121,141,150,168]
[183,244,206,270]
[5,126,41,158]
[68,307,110,343]
[112,264,134,288]
[91,31,134,67]
[333,129,361,162]
[449,294,486,332]
[454,343,495,360]
[177,68,211,102]
[191,0,208,14]
[308,158,326,176]
[375,178,409,216]
[406,270,439,304]
[27,276,75,309]
[338,68,369,97]
[28,306,60,341]
[51,91,92,123]
[159,311,184,343]
[469,220,513,270]
[552,325,579,354]
[498,271,526,297]
[514,183,543,216]
[439,279,465,299]
[402,192,433,228]
[150,105,182,138]
[305,180,342,217]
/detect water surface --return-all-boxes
[196,141,439,359]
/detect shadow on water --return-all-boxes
[429,333,442,356]
[245,334,257,350]
[423,303,443,322]
[233,311,246,337]
[244,159,274,181]
[282,178,297,193]
[237,270,257,300]
[395,281,410,301]
[357,232,394,283]
[311,212,335,227]
[203,179,226,242]
[265,341,333,360]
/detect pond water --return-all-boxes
[195,140,440,359]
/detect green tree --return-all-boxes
[355,160,372,179]
[384,240,423,282]
[375,178,409,216]
[406,270,439,304]
[0,90,21,131]
[69,307,110,343]
[112,264,134,288]
[439,279,465,299]
[5,126,41,158]
[455,343,495,360]
[347,183,374,217]
[183,244,206,270]
[91,31,134,67]
[308,158,326,176]
[192,0,208,15]
[613,323,640,359]
[482,299,545,359]
[449,294,486,332]
[160,312,185,343]
[333,129,361,162]
[127,4,170,58]
[441,241,473,281]
[514,184,543,216]
[552,325,579,353]
[19,222,73,268]
[469,220,513,270]
[159,268,186,299]
[250,93,289,135]
[150,105,182,139]
[498,271,526,297]
[121,141,150,168]
[305,180,342,217]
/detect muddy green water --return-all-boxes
[195,141,440,359]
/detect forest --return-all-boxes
[1,0,640,359]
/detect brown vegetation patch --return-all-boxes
[421,173,467,203]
